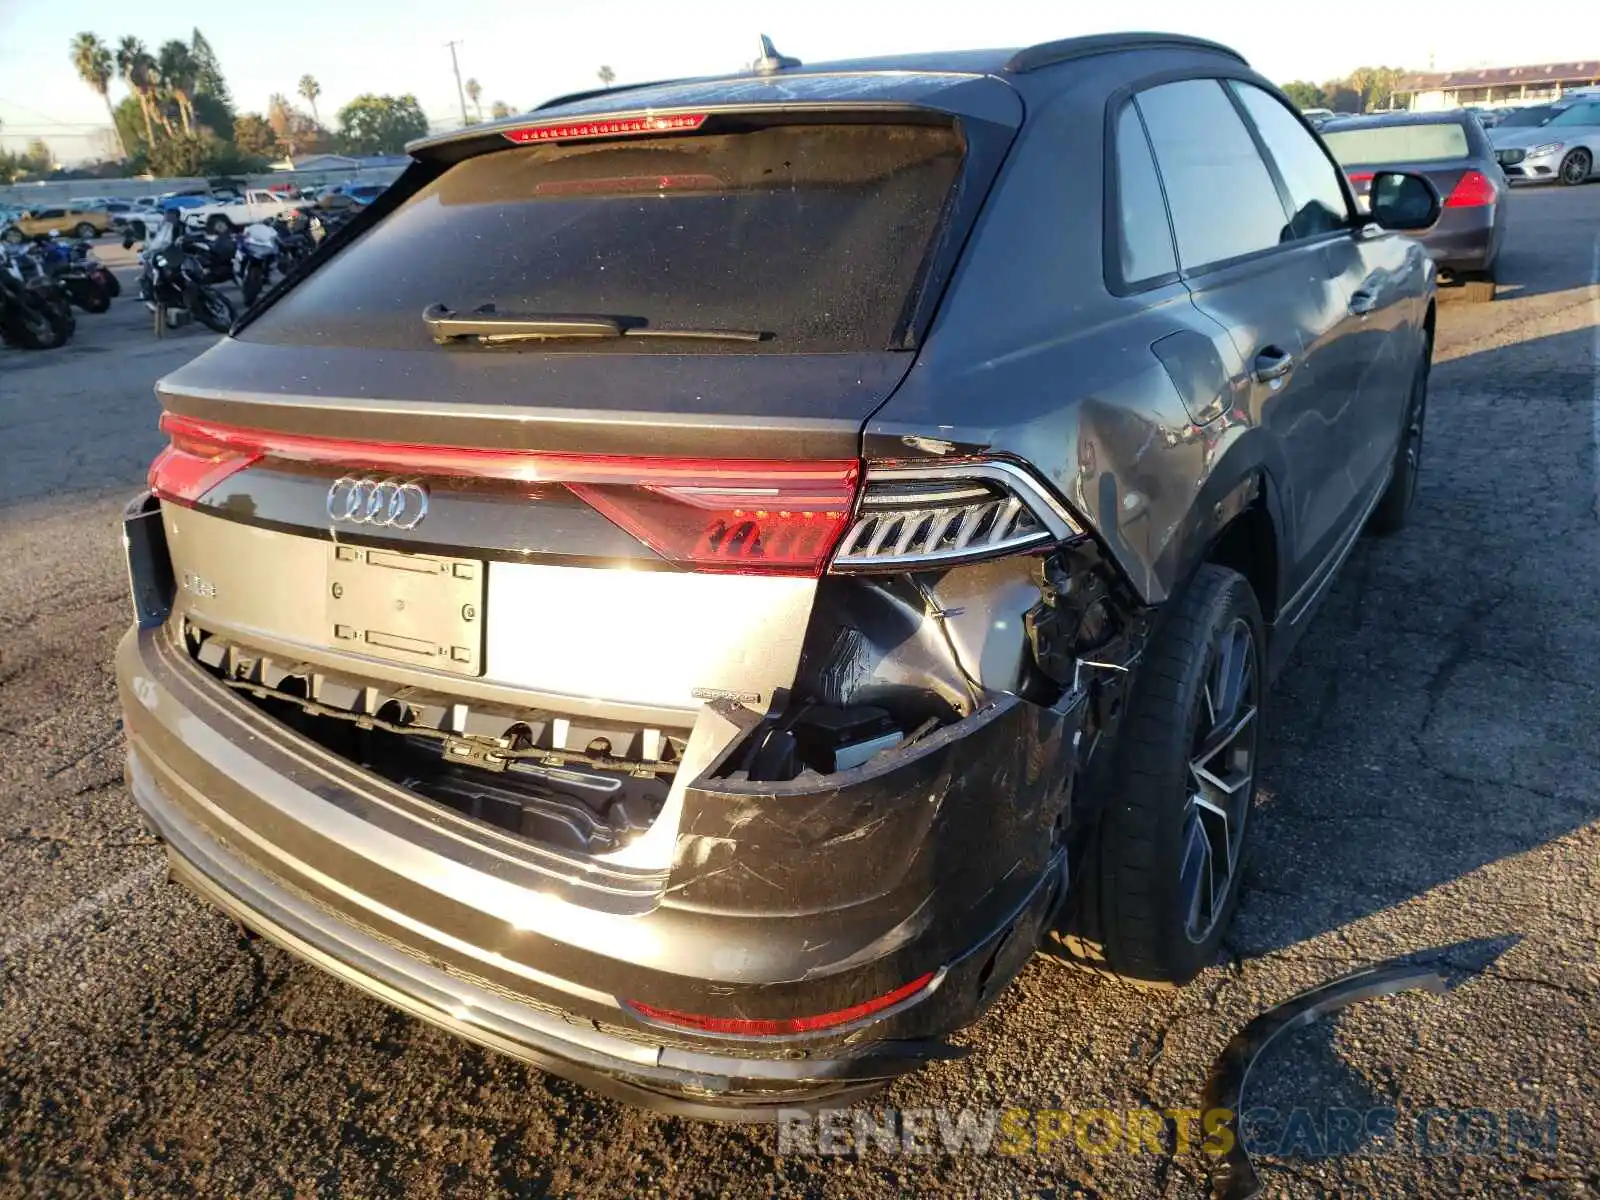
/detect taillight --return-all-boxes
[830,461,1082,571]
[1444,168,1497,208]
[148,413,858,576]
[148,419,261,503]
[625,970,938,1037]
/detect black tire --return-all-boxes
[74,223,98,240]
[1557,148,1592,187]
[206,214,232,236]
[75,283,112,314]
[1069,565,1265,985]
[195,286,237,332]
[242,260,264,306]
[1,227,22,245]
[0,302,70,350]
[104,272,121,298]
[130,219,148,241]
[1368,340,1431,536]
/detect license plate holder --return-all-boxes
[326,544,485,677]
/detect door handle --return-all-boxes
[1253,346,1295,383]
[1349,289,1378,316]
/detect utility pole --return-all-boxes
[445,40,470,126]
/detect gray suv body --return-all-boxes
[116,33,1439,1116]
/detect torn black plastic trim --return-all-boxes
[1202,962,1448,1200]
[122,491,174,629]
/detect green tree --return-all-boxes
[298,74,322,127]
[337,93,430,155]
[1279,81,1328,110]
[190,28,233,115]
[233,113,278,158]
[597,64,616,87]
[490,100,512,120]
[157,40,199,135]
[147,133,207,177]
[116,37,164,145]
[22,138,55,175]
[70,33,127,159]
[1345,66,1406,112]
[465,77,483,122]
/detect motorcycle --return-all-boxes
[0,253,74,349]
[270,211,319,271]
[124,230,237,334]
[232,222,280,307]
[26,236,113,314]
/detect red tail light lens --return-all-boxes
[1445,169,1497,208]
[148,419,261,503]
[149,413,858,575]
[626,971,937,1037]
[1346,171,1375,184]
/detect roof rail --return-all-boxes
[1005,32,1247,74]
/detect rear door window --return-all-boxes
[1134,79,1291,272]
[243,122,965,353]
[1229,83,1350,239]
[1110,102,1177,286]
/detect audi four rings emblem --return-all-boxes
[326,477,430,530]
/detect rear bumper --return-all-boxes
[118,622,1083,1116]
[1418,207,1499,273]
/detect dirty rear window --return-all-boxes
[1321,123,1471,166]
[242,122,965,353]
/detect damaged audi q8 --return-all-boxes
[116,33,1440,1116]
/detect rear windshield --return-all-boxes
[1322,123,1470,166]
[242,122,964,353]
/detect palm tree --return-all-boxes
[465,77,483,121]
[597,65,616,87]
[157,40,198,135]
[70,33,127,159]
[116,36,162,146]
[298,74,321,127]
[490,100,512,120]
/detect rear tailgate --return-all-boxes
[151,78,1024,722]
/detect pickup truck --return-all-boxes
[184,188,303,234]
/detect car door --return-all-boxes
[1134,78,1360,599]
[1225,82,1416,516]
[24,208,64,236]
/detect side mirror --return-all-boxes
[1366,171,1442,232]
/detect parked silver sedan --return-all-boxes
[1491,98,1600,185]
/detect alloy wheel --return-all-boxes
[1179,616,1259,943]
[1560,150,1591,186]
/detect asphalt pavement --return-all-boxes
[1,188,1597,1198]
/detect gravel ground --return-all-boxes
[1,187,1597,1198]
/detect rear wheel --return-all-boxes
[74,222,98,240]
[195,286,237,332]
[1369,343,1431,536]
[207,214,232,235]
[1558,148,1592,186]
[1,227,22,245]
[1,301,70,349]
[75,283,112,314]
[1065,565,1264,985]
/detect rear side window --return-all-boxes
[243,122,964,353]
[1548,102,1600,126]
[1111,103,1177,285]
[1135,80,1289,272]
[1229,83,1349,239]
[1321,123,1470,165]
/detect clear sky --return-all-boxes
[0,0,1581,161]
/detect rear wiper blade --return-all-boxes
[423,303,766,345]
